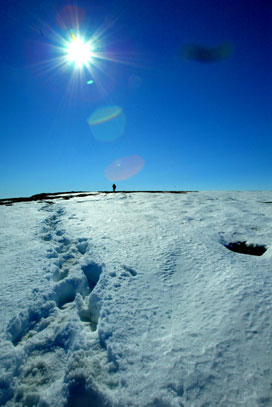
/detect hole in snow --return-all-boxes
[224,241,267,256]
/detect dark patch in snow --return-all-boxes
[0,190,194,206]
[223,241,267,256]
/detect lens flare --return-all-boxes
[88,106,126,142]
[105,155,145,181]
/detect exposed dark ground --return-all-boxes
[0,191,194,206]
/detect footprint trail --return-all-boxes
[5,202,106,406]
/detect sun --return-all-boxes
[37,18,139,96]
[65,34,94,69]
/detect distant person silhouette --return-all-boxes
[112,184,116,192]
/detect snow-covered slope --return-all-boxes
[0,191,271,407]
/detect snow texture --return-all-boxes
[0,191,272,407]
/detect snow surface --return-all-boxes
[0,191,272,407]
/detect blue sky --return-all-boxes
[0,0,271,197]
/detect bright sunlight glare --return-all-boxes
[66,35,93,68]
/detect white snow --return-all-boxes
[0,191,272,407]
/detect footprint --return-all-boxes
[39,203,54,212]
[53,278,90,309]
[54,253,76,269]
[46,214,57,223]
[122,265,137,277]
[56,244,69,254]
[70,263,104,331]
[76,239,89,255]
[52,268,69,282]
[81,262,102,291]
[76,295,98,332]
[12,349,66,405]
[47,250,58,259]
[7,302,55,346]
[58,237,71,246]
[66,376,110,407]
[41,233,52,242]
[56,208,65,216]
[54,280,78,309]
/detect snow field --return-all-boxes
[0,191,272,406]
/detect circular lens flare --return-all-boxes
[66,35,93,68]
[88,105,126,142]
[105,155,145,181]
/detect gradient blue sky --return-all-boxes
[0,0,271,198]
